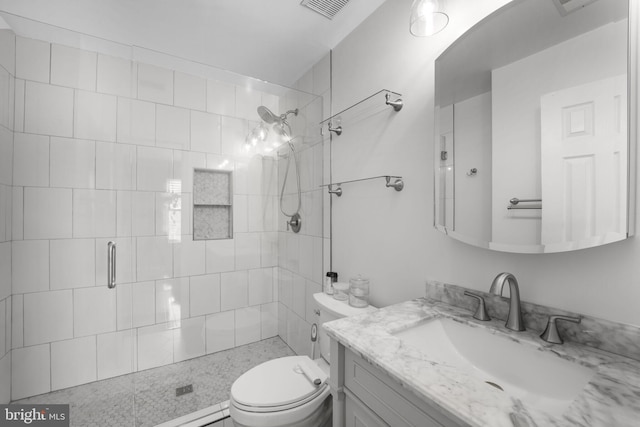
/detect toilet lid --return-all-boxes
[231,356,328,409]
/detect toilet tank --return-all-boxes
[313,293,376,363]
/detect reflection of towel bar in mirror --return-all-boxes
[321,175,404,197]
[508,197,542,210]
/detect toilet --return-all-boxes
[229,292,377,427]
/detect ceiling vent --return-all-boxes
[552,0,599,16]
[300,0,351,20]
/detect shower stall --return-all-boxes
[0,14,327,426]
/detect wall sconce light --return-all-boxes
[410,0,449,36]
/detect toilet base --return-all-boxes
[231,395,332,427]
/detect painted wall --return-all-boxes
[329,0,640,327]
[4,31,320,400]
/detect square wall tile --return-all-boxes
[190,111,221,154]
[12,295,23,349]
[0,30,16,76]
[96,142,136,190]
[12,344,51,400]
[74,286,117,337]
[205,239,235,274]
[207,80,235,117]
[205,310,234,354]
[137,323,173,371]
[97,54,134,97]
[0,66,12,131]
[249,268,273,306]
[132,281,156,328]
[156,105,190,150]
[220,117,247,156]
[50,239,95,290]
[137,235,173,281]
[117,98,155,146]
[137,63,173,105]
[24,81,73,137]
[74,90,117,142]
[16,37,50,83]
[261,302,278,339]
[235,306,260,346]
[173,238,206,278]
[72,189,116,238]
[235,87,261,120]
[97,329,136,380]
[155,192,185,238]
[155,278,190,325]
[173,316,205,362]
[117,191,132,237]
[175,72,206,111]
[13,132,49,187]
[0,243,10,299]
[292,274,306,319]
[261,232,278,268]
[0,127,13,186]
[14,78,25,132]
[50,137,96,189]
[116,283,133,331]
[235,233,260,270]
[220,270,247,311]
[190,274,221,317]
[24,290,73,346]
[50,44,97,91]
[24,187,72,239]
[173,150,206,192]
[137,146,173,192]
[132,192,156,236]
[51,336,97,390]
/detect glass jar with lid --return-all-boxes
[349,275,370,308]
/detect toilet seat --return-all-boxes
[231,355,329,413]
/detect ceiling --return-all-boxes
[0,0,387,87]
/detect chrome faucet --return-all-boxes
[489,272,525,331]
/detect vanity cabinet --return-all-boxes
[331,341,466,427]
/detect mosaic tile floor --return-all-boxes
[14,337,295,427]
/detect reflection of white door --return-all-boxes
[540,75,626,249]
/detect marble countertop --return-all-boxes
[323,298,640,427]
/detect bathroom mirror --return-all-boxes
[434,0,636,253]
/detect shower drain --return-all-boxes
[176,384,193,396]
[485,381,504,392]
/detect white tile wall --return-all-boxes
[24,81,74,137]
[205,239,235,273]
[173,316,205,362]
[137,236,173,281]
[74,90,117,142]
[50,137,96,189]
[235,233,261,270]
[173,150,206,192]
[248,268,273,306]
[155,192,184,237]
[132,192,156,236]
[97,329,136,379]
[96,142,136,190]
[207,80,235,117]
[156,104,190,149]
[24,187,72,239]
[138,63,173,105]
[0,127,13,186]
[74,286,117,337]
[132,281,156,328]
[234,306,260,346]
[117,98,156,146]
[23,290,73,346]
[155,278,190,324]
[190,274,221,317]
[0,353,9,404]
[72,189,117,238]
[235,87,261,120]
[190,110,221,154]
[15,37,50,83]
[97,54,134,97]
[12,132,49,187]
[220,271,248,311]
[173,238,206,278]
[137,323,173,370]
[14,78,25,132]
[260,302,278,339]
[50,44,97,91]
[233,195,248,233]
[175,72,206,111]
[95,237,135,285]
[50,239,95,290]
[137,146,173,192]
[220,117,246,156]
[12,344,51,400]
[51,336,97,390]
[0,30,16,76]
[11,295,23,349]
[205,310,234,354]
[0,243,10,300]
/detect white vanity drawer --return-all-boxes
[344,349,464,427]
[345,390,387,427]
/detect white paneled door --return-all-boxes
[540,75,627,251]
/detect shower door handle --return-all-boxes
[107,241,116,289]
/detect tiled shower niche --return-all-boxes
[193,169,233,240]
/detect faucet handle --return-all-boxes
[464,291,491,321]
[540,315,581,344]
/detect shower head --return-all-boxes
[257,106,280,125]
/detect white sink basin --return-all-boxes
[393,317,595,414]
